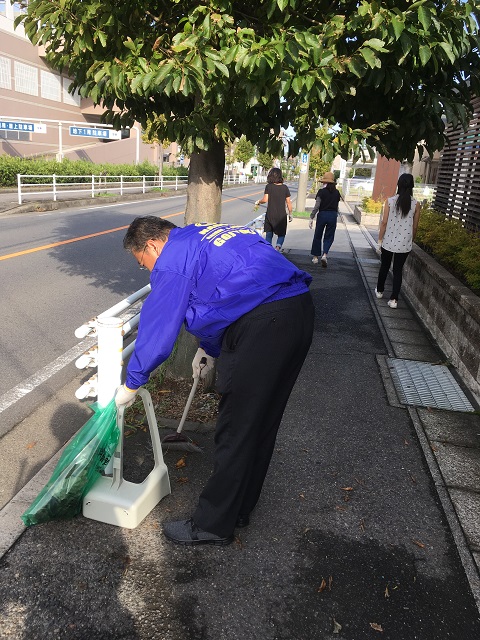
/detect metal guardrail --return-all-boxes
[17,174,189,204]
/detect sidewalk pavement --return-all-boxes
[1,199,480,639]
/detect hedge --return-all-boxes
[415,207,480,293]
[0,156,188,187]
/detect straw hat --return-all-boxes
[321,171,335,184]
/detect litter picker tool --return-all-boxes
[161,358,207,453]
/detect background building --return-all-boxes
[0,2,178,167]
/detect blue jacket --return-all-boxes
[126,223,312,389]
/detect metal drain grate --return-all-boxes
[388,358,475,412]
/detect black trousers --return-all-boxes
[193,291,315,537]
[376,248,410,301]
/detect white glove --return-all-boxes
[192,347,215,379]
[255,200,260,206]
[309,219,314,229]
[115,385,138,408]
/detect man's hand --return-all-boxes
[288,215,293,223]
[115,385,138,408]
[192,348,215,379]
[308,219,314,230]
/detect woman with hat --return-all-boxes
[308,171,341,267]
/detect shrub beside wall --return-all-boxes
[415,208,480,293]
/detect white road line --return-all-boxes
[0,336,96,413]
[85,195,185,210]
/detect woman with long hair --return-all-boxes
[375,173,421,308]
[308,171,341,267]
[255,167,292,251]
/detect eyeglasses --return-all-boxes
[138,244,147,270]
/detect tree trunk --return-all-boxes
[164,139,225,383]
[185,139,225,224]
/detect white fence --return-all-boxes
[17,174,189,204]
[341,177,437,203]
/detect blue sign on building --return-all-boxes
[0,121,35,132]
[69,126,121,140]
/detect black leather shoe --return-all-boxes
[235,514,250,528]
[163,519,234,546]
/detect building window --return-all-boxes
[0,1,7,16]
[41,70,61,101]
[14,61,38,96]
[62,77,81,106]
[0,56,11,90]
[13,2,28,14]
[0,128,30,142]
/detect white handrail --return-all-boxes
[17,174,189,204]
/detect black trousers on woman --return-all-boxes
[193,291,315,537]
[376,247,410,301]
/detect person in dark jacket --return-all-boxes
[308,171,341,267]
[255,167,293,251]
[115,216,315,546]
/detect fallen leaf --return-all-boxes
[328,575,333,590]
[370,623,384,632]
[343,493,350,502]
[332,618,342,634]
[26,441,37,449]
[341,487,353,491]
[176,477,189,483]
[410,474,417,484]
[335,505,347,511]
[431,444,438,452]
[384,585,390,598]
[175,457,186,469]
[412,539,425,548]
[318,578,327,593]
[299,493,306,500]
[359,519,366,531]
[404,439,410,446]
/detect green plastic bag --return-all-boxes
[22,399,120,526]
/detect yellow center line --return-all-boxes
[0,189,263,262]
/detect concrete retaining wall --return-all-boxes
[353,205,381,228]
[402,245,480,403]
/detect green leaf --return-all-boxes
[439,42,456,65]
[292,76,303,94]
[418,45,431,65]
[391,15,405,40]
[361,47,377,69]
[418,6,432,31]
[347,57,367,78]
[363,38,387,52]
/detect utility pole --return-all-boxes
[295,151,310,212]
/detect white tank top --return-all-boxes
[382,195,417,253]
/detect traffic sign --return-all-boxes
[301,152,308,163]
[0,121,46,134]
[69,126,121,140]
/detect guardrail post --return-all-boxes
[175,176,178,190]
[17,174,22,204]
[91,175,95,198]
[142,175,146,193]
[120,175,123,196]
[97,316,124,409]
[160,175,163,190]
[53,174,57,201]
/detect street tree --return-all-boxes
[234,136,255,167]
[18,1,480,224]
[257,152,275,171]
